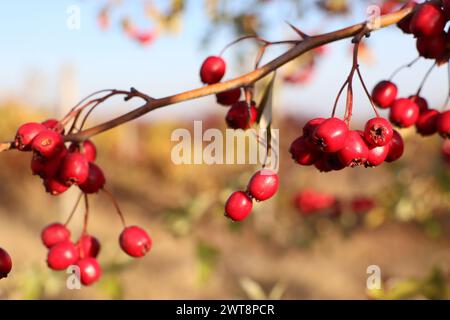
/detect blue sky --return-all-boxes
[0,1,447,123]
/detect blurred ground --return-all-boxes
[0,102,449,299]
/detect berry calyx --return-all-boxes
[385,130,404,162]
[289,136,322,165]
[47,241,79,270]
[312,117,349,152]
[247,170,279,201]
[79,163,106,194]
[225,191,253,221]
[389,98,420,128]
[410,3,445,37]
[225,101,258,129]
[371,80,397,109]
[15,122,46,151]
[59,152,90,186]
[337,131,369,167]
[216,88,241,106]
[0,247,12,279]
[302,117,326,148]
[31,129,64,159]
[415,109,440,136]
[68,140,97,162]
[41,223,71,248]
[77,235,101,258]
[437,110,450,138]
[119,226,152,258]
[200,56,226,84]
[364,117,393,146]
[75,258,102,286]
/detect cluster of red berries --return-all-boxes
[289,116,404,172]
[293,189,375,216]
[0,247,12,280]
[200,56,257,130]
[372,80,450,138]
[397,1,450,61]
[42,223,151,286]
[224,170,279,221]
[14,120,105,196]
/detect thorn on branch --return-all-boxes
[285,21,310,39]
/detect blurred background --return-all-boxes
[0,0,450,299]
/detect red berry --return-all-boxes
[0,247,12,279]
[200,56,226,84]
[42,118,64,134]
[68,140,97,162]
[225,101,257,129]
[385,130,404,162]
[437,110,450,138]
[408,95,428,112]
[247,170,279,201]
[312,117,349,152]
[416,33,446,59]
[302,117,325,148]
[314,153,345,172]
[389,98,420,128]
[47,241,79,270]
[337,131,369,167]
[75,257,102,286]
[59,152,89,186]
[31,147,67,179]
[119,226,152,258]
[289,136,322,165]
[216,88,241,106]
[79,163,106,194]
[15,122,46,151]
[351,197,376,214]
[77,235,101,259]
[224,191,253,221]
[396,1,418,34]
[31,129,64,159]
[364,117,393,146]
[415,109,440,136]
[43,177,70,196]
[365,144,390,167]
[41,223,71,248]
[371,81,397,109]
[410,3,445,37]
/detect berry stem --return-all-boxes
[356,67,380,117]
[63,192,84,227]
[0,141,14,153]
[82,194,89,235]
[388,56,420,81]
[102,187,127,228]
[416,62,436,96]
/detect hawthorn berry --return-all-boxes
[15,122,46,151]
[312,117,349,152]
[0,247,12,279]
[364,117,393,146]
[42,119,64,134]
[78,234,101,258]
[396,1,418,34]
[119,226,152,258]
[314,153,345,172]
[59,152,89,186]
[31,129,64,159]
[302,117,325,148]
[200,56,226,84]
[409,3,445,37]
[41,223,71,248]
[47,240,79,270]
[415,109,439,136]
[289,136,321,165]
[371,80,397,108]
[31,147,67,179]
[416,33,447,59]
[68,140,97,162]
[437,110,450,138]
[225,101,257,129]
[337,131,369,167]
[79,163,106,194]
[43,177,70,196]
[365,144,390,167]
[75,258,102,286]
[408,95,428,112]
[216,88,241,106]
[385,130,404,162]
[247,170,279,201]
[225,191,253,221]
[389,98,419,128]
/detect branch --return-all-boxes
[66,7,412,142]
